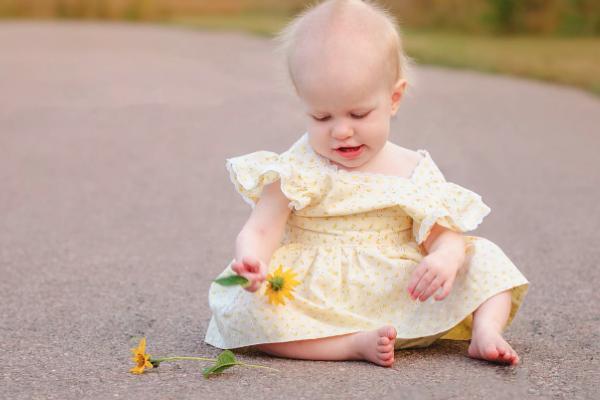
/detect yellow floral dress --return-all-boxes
[204,132,530,350]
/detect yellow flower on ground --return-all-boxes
[130,337,153,374]
[264,264,301,306]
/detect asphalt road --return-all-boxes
[1,21,598,399]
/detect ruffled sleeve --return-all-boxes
[225,150,322,211]
[407,155,491,246]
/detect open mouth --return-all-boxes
[337,145,363,152]
[335,144,364,159]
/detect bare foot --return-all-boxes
[468,326,520,365]
[352,325,397,367]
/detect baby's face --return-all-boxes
[296,55,404,171]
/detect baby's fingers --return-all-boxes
[244,272,266,292]
[231,261,244,275]
[434,277,455,301]
[407,264,428,296]
[409,269,436,300]
[242,256,261,273]
[418,278,443,301]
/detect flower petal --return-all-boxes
[130,366,144,374]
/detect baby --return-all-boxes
[204,0,529,367]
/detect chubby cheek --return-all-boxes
[364,114,390,145]
[306,125,331,155]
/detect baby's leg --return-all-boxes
[254,325,397,367]
[468,289,520,365]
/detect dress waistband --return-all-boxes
[282,211,414,246]
[283,226,414,246]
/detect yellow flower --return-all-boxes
[264,264,300,306]
[130,337,153,374]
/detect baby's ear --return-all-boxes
[390,78,407,115]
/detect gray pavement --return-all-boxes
[1,21,598,399]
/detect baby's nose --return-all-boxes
[331,124,354,140]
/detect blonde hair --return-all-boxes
[273,0,415,93]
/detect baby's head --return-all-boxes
[275,0,412,170]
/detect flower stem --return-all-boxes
[150,356,280,372]
[237,362,280,372]
[152,356,217,363]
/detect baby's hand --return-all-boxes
[407,251,462,302]
[231,256,267,292]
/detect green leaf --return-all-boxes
[214,275,249,287]
[202,362,236,377]
[216,350,237,364]
[202,350,239,378]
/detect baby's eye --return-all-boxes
[312,112,370,122]
[351,112,369,119]
[312,115,331,122]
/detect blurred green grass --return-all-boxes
[166,13,291,37]
[163,14,600,96]
[402,30,600,95]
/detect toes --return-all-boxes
[377,344,394,353]
[387,326,397,340]
[505,346,519,364]
[483,345,499,360]
[378,336,390,346]
[379,358,394,367]
[467,335,521,365]
[378,325,396,340]
[507,352,520,364]
[378,352,394,364]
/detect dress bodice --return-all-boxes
[283,206,414,247]
[225,132,491,247]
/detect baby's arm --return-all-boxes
[407,223,466,302]
[231,180,292,292]
[422,223,466,263]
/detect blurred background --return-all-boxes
[0,0,599,95]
